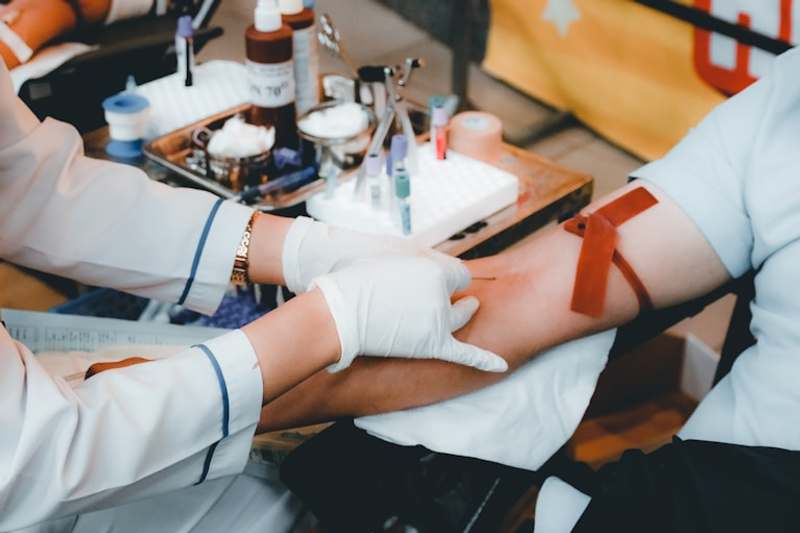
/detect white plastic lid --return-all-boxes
[255,0,282,32]
[278,0,304,15]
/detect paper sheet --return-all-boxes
[2,308,227,353]
[3,308,230,391]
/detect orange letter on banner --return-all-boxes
[693,0,793,95]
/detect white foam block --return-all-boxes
[306,143,520,247]
[132,60,250,139]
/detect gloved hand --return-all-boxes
[282,216,463,294]
[310,253,508,373]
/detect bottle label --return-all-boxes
[246,59,296,108]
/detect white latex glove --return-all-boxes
[282,216,463,294]
[310,253,508,373]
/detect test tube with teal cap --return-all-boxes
[395,169,411,235]
[389,134,407,213]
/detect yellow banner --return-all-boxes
[483,0,768,160]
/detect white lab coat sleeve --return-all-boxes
[0,59,254,316]
[0,327,264,531]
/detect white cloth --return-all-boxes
[0,57,304,531]
[355,330,616,471]
[533,45,800,532]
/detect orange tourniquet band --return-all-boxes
[85,357,152,379]
[563,187,658,317]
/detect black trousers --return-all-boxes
[573,436,800,533]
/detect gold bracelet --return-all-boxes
[230,211,259,286]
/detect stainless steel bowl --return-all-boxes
[297,101,376,172]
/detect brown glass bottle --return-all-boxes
[245,0,299,149]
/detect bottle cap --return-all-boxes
[365,152,382,176]
[278,0,304,15]
[255,0,282,32]
[428,95,445,116]
[390,134,407,161]
[394,171,410,199]
[432,105,449,127]
[176,14,193,37]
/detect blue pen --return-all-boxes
[234,166,316,204]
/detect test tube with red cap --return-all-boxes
[431,105,449,160]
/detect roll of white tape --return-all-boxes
[102,93,150,158]
[102,93,150,142]
[449,111,503,166]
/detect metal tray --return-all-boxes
[142,102,431,212]
[143,104,331,211]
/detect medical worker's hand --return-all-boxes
[310,253,508,373]
[282,216,463,294]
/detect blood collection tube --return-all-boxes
[394,169,411,235]
[388,134,407,213]
[431,105,449,160]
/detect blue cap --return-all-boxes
[394,171,410,198]
[390,134,407,161]
[176,15,193,37]
[428,95,446,116]
[366,152,382,176]
[106,139,144,159]
[102,93,149,114]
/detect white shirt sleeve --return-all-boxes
[630,57,779,280]
[0,59,266,529]
[0,328,264,530]
[0,59,254,316]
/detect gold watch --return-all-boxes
[230,211,259,286]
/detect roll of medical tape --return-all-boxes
[448,111,503,165]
